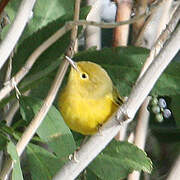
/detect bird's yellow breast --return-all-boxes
[59,92,118,135]
[58,61,122,135]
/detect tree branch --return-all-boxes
[0,0,162,103]
[132,0,148,39]
[0,0,37,70]
[0,24,72,101]
[113,0,133,46]
[69,0,162,29]
[53,19,180,180]
[0,0,81,179]
[128,97,150,180]
[134,0,173,47]
[85,0,101,49]
[128,5,179,179]
[167,154,180,180]
[137,3,180,81]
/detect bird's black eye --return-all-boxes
[81,73,88,79]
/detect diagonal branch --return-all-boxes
[0,0,81,179]
[0,0,163,72]
[137,3,180,82]
[53,24,180,180]
[0,24,72,101]
[0,0,37,70]
[0,0,164,102]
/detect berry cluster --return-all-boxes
[150,97,172,123]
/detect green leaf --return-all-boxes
[0,46,147,108]
[170,95,180,126]
[1,1,21,39]
[19,96,34,122]
[76,169,100,180]
[12,6,91,76]
[26,143,64,180]
[3,0,75,42]
[88,141,153,180]
[23,0,75,40]
[151,61,180,96]
[7,141,23,180]
[75,46,150,96]
[0,132,8,151]
[19,96,76,158]
[86,170,100,180]
[74,47,180,128]
[74,47,180,98]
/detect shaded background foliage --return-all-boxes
[0,0,179,180]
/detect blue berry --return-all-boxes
[158,98,167,108]
[163,109,171,119]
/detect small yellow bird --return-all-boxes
[58,56,123,135]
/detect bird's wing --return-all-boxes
[112,87,124,106]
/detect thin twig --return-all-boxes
[167,154,180,180]
[127,132,135,143]
[53,21,180,180]
[137,3,180,82]
[0,0,81,179]
[113,0,133,139]
[5,90,30,126]
[128,97,150,180]
[132,0,148,40]
[124,26,179,120]
[155,0,173,42]
[69,0,160,29]
[113,0,133,46]
[0,0,37,70]
[133,98,151,149]
[0,24,73,101]
[85,0,101,49]
[134,0,172,47]
[3,52,13,114]
[115,122,128,141]
[0,1,161,102]
[5,100,19,126]
[128,5,180,180]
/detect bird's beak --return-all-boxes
[65,56,79,71]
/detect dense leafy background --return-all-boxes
[0,0,180,180]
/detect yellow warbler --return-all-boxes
[58,57,123,135]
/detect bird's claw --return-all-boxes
[69,151,80,163]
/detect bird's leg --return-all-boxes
[116,96,129,124]
[80,136,89,147]
[97,123,103,136]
